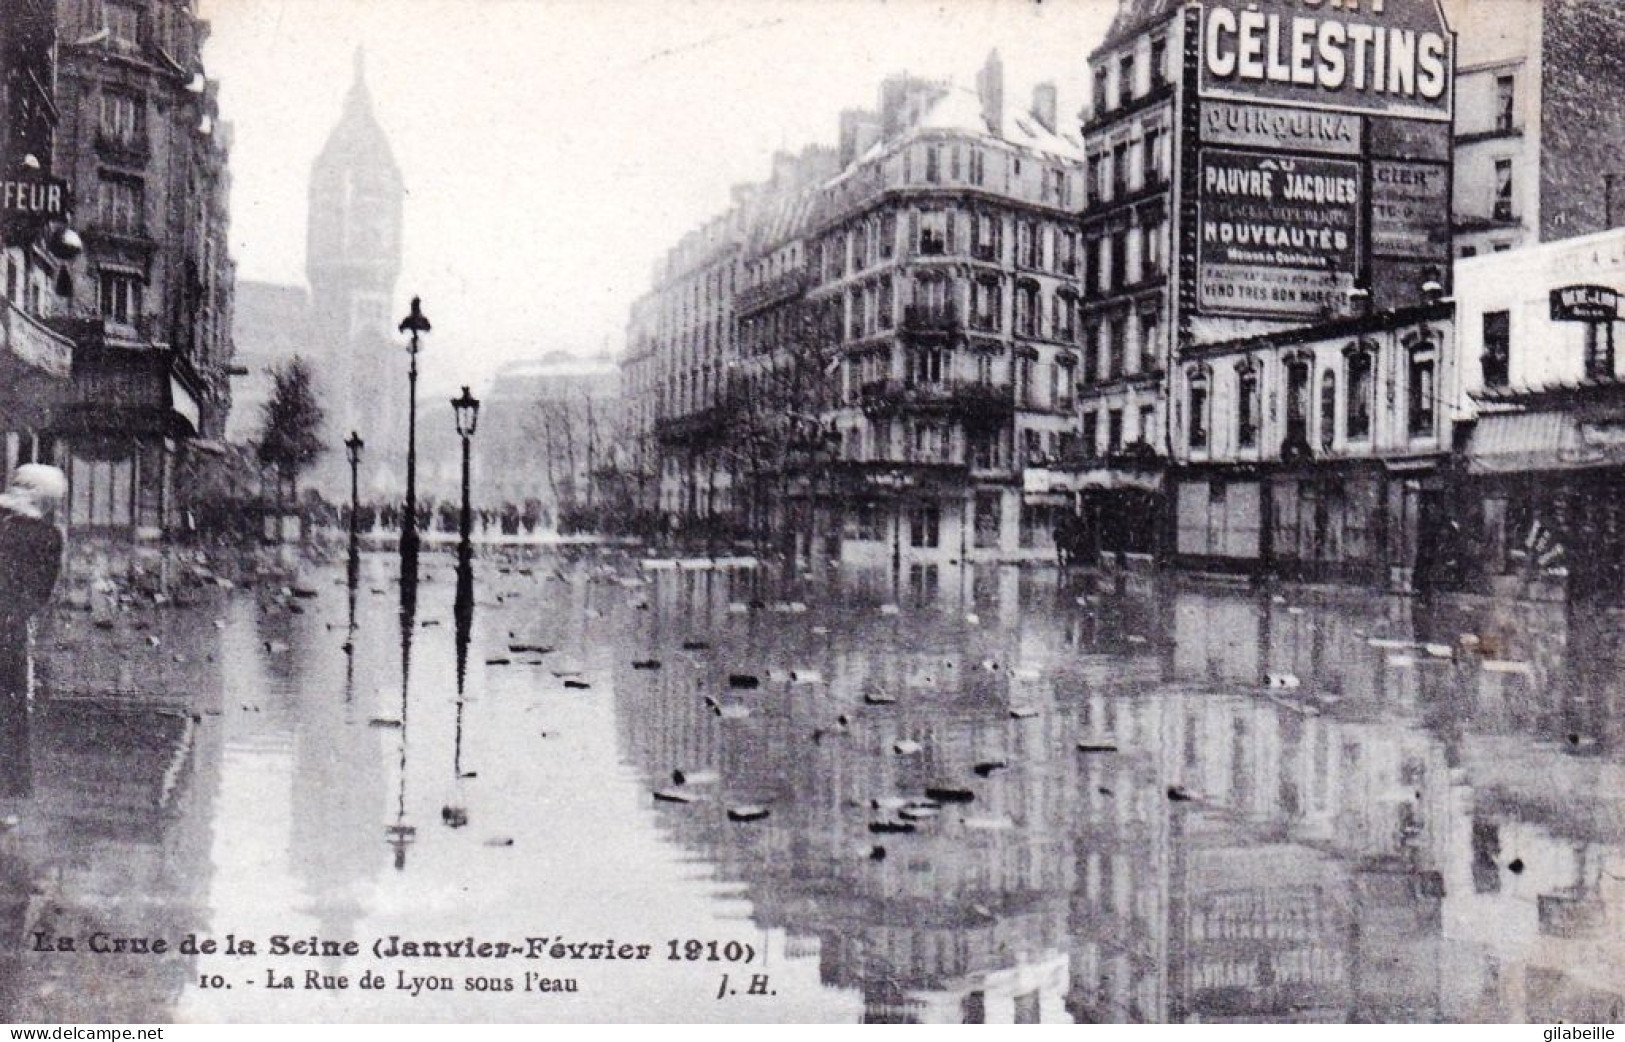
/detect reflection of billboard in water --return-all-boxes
[1198,148,1361,318]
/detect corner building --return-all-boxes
[1062,0,1458,589]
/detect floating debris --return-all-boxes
[892,739,922,756]
[1166,785,1195,802]
[727,805,769,822]
[562,679,591,690]
[972,760,1008,777]
[1265,673,1301,689]
[653,789,697,805]
[1009,706,1039,720]
[510,643,553,654]
[728,674,761,689]
[715,704,750,720]
[868,821,916,835]
[369,717,402,728]
[671,768,720,786]
[1077,741,1118,754]
[485,657,511,666]
[484,837,515,847]
[924,786,975,804]
[898,805,939,821]
[869,845,887,861]
[1423,643,1454,658]
[864,691,897,706]
[631,659,662,670]
[265,640,289,654]
[681,640,711,651]
[871,796,908,811]
[790,669,823,684]
[441,806,468,828]
[291,586,319,599]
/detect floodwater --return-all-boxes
[3,551,1623,1023]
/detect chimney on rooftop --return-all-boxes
[839,109,881,166]
[977,49,1005,137]
[1031,81,1058,133]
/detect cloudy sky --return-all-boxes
[198,0,1114,393]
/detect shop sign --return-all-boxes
[0,173,68,219]
[1198,0,1454,123]
[1198,148,1361,318]
[1550,285,1621,323]
[1200,100,1361,155]
[1370,160,1449,258]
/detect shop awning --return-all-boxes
[1466,409,1625,474]
[1025,466,1165,493]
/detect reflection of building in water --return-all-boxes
[614,566,1625,1022]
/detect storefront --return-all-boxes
[0,295,73,478]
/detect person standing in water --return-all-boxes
[0,465,67,799]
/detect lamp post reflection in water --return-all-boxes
[344,430,363,574]
[386,561,417,870]
[444,386,480,829]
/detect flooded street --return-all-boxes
[3,551,1623,1023]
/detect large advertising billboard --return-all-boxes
[1197,0,1454,124]
[1197,148,1360,318]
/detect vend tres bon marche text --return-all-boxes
[1202,0,1451,118]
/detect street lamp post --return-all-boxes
[397,297,431,571]
[451,386,481,569]
[344,430,364,542]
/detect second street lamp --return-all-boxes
[397,296,431,572]
[451,385,481,568]
[344,430,364,543]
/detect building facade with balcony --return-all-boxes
[45,0,235,536]
[807,56,1086,565]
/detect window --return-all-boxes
[98,270,142,326]
[1346,346,1374,440]
[1112,143,1130,198]
[1320,369,1338,450]
[1150,35,1168,86]
[1088,155,1106,206]
[1143,219,1165,275]
[1015,356,1034,407]
[909,345,948,385]
[878,276,894,330]
[1055,359,1075,408]
[974,493,1001,549]
[1108,408,1124,454]
[969,149,985,186]
[1057,229,1079,275]
[918,210,948,255]
[1016,220,1040,269]
[1409,346,1437,436]
[972,211,1000,261]
[950,146,962,181]
[845,502,885,541]
[1015,282,1039,337]
[99,90,143,145]
[1092,63,1108,115]
[1585,321,1615,380]
[1118,52,1137,104]
[1054,293,1076,341]
[1023,428,1042,464]
[925,144,942,184]
[971,277,1000,331]
[1082,322,1100,384]
[1143,129,1162,185]
[1140,404,1156,447]
[1188,370,1209,449]
[1046,167,1067,207]
[909,504,940,548]
[69,453,133,527]
[1081,411,1099,457]
[1237,362,1260,448]
[97,176,143,234]
[103,0,141,45]
[1106,315,1125,378]
[1110,230,1128,289]
[1493,159,1514,221]
[1140,309,1160,371]
[1496,73,1515,132]
[880,212,896,258]
[1285,356,1311,446]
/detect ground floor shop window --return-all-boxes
[69,449,134,527]
[1020,503,1054,549]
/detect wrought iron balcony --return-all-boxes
[859,377,1015,424]
[901,303,959,338]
